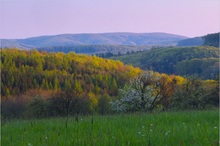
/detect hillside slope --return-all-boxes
[110,46,219,79]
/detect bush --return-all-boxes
[26,95,49,118]
[47,92,92,117]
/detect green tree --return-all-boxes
[98,94,111,115]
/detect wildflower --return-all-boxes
[182,122,185,125]
[214,127,218,129]
[165,131,170,136]
[28,143,32,146]
[80,119,83,121]
[150,124,153,126]
[142,134,145,137]
[150,129,153,132]
[138,131,141,134]
[142,126,145,129]
[45,137,48,140]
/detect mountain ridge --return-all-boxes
[0,32,188,49]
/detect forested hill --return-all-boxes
[1,32,187,49]
[203,32,219,47]
[110,46,219,79]
[177,32,219,47]
[1,49,141,97]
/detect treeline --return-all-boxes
[110,46,219,79]
[37,45,151,55]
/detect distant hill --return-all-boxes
[0,32,187,49]
[110,46,219,79]
[177,32,219,47]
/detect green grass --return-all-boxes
[1,110,219,146]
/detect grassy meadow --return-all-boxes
[1,110,219,146]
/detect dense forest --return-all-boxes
[110,46,219,79]
[1,49,218,119]
[1,48,142,97]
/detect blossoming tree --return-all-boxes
[111,71,162,112]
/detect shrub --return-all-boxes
[26,95,49,118]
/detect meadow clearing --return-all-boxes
[1,110,219,146]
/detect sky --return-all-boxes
[0,0,220,39]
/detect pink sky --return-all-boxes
[0,0,220,39]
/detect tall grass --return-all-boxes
[1,110,219,146]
